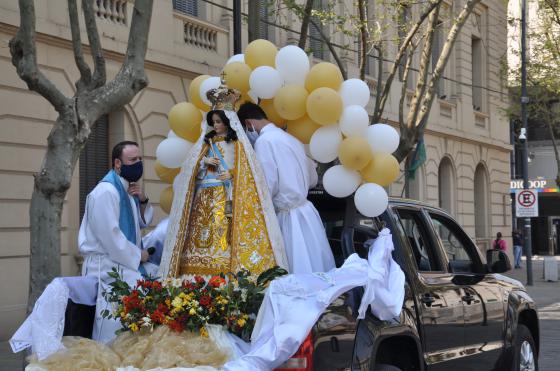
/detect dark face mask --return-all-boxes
[120,161,143,183]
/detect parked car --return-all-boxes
[277,192,539,371]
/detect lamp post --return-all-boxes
[520,0,533,285]
[233,0,242,54]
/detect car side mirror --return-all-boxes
[486,249,511,273]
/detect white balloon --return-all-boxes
[167,130,178,138]
[249,66,283,99]
[275,45,310,86]
[199,76,221,106]
[339,105,369,137]
[156,137,192,168]
[309,125,342,163]
[323,165,362,198]
[248,90,259,103]
[339,78,370,107]
[366,124,400,154]
[354,183,389,217]
[227,54,245,64]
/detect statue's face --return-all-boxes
[211,113,227,135]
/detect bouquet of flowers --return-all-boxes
[101,267,286,341]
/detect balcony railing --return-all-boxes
[94,0,128,25]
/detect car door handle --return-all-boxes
[421,294,436,307]
[462,294,475,304]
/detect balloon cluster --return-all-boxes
[154,39,400,217]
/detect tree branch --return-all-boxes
[84,0,153,122]
[82,0,106,87]
[372,0,445,123]
[9,0,69,112]
[298,0,314,49]
[358,0,367,81]
[416,0,482,134]
[309,17,348,79]
[373,44,384,119]
[399,47,416,131]
[68,0,92,91]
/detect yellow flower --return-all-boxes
[189,308,197,315]
[172,296,184,309]
[129,323,139,332]
[237,318,246,327]
[165,298,171,307]
[199,327,209,338]
[120,311,126,318]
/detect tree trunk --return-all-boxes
[28,110,85,311]
[248,0,261,42]
[298,0,314,48]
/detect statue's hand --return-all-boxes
[204,157,220,167]
[218,171,232,181]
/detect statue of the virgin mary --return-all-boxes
[158,83,288,278]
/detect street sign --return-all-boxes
[515,189,539,217]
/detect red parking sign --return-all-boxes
[515,190,538,217]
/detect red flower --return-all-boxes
[183,281,194,290]
[157,303,169,314]
[151,281,162,291]
[208,276,226,288]
[168,319,183,332]
[151,310,166,324]
[199,295,212,307]
[194,275,205,284]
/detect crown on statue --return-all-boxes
[207,73,242,111]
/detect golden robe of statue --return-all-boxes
[159,109,288,278]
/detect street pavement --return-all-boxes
[504,256,560,371]
[1,257,559,370]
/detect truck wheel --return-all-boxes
[374,364,402,371]
[513,324,538,371]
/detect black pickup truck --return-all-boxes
[280,194,539,371]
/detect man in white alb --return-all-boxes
[79,141,153,343]
[237,102,335,273]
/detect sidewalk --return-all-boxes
[505,257,560,370]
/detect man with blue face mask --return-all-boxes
[78,140,153,343]
[237,103,335,274]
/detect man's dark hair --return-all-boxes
[112,141,139,168]
[237,102,268,126]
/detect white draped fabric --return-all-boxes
[223,228,404,371]
[159,111,288,278]
[10,276,98,360]
[78,177,154,343]
[254,124,335,274]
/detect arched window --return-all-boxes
[438,157,456,215]
[474,163,489,240]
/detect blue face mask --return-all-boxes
[246,123,259,145]
[120,161,143,183]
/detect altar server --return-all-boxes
[79,141,153,343]
[237,103,335,273]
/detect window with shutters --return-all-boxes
[79,115,110,220]
[173,0,198,17]
[259,1,275,42]
[431,21,446,98]
[309,0,326,60]
[471,9,487,112]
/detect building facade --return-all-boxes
[0,0,511,339]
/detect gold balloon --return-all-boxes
[222,62,252,93]
[154,161,180,184]
[168,102,202,143]
[361,153,400,187]
[260,99,286,126]
[305,62,343,92]
[286,115,321,144]
[306,87,343,126]
[188,75,211,112]
[338,137,373,171]
[244,39,278,69]
[159,186,174,214]
[273,85,309,121]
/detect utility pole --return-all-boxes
[233,0,242,54]
[520,0,533,285]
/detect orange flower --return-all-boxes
[208,276,226,288]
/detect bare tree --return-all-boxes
[10,0,154,310]
[281,0,481,166]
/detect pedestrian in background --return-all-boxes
[512,229,523,269]
[493,232,507,252]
